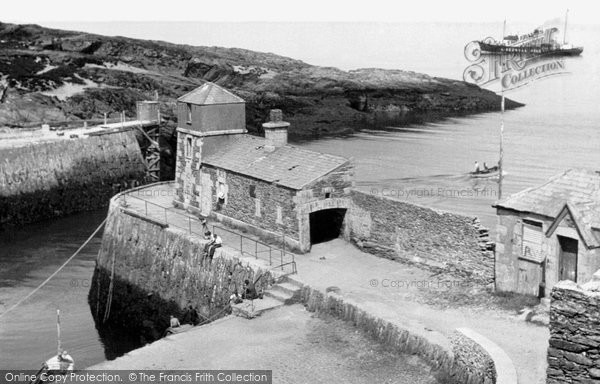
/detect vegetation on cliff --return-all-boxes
[0,21,522,138]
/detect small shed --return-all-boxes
[493,169,600,297]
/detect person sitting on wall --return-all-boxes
[203,231,215,258]
[242,279,258,300]
[169,315,181,328]
[473,161,481,173]
[207,233,222,261]
[229,290,243,304]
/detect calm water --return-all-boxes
[2,21,599,368]
[0,210,111,369]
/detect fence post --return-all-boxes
[255,242,258,259]
[280,251,284,271]
[188,217,192,234]
[145,201,148,216]
[240,236,243,254]
[269,248,272,266]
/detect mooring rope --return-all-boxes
[0,218,107,320]
[102,249,117,323]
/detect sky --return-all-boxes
[2,0,597,24]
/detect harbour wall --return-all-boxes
[0,131,146,229]
[547,278,600,383]
[93,187,506,383]
[90,194,277,344]
[346,191,494,283]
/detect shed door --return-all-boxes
[558,236,578,282]
[517,259,542,296]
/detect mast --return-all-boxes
[498,37,506,200]
[563,9,569,44]
[499,88,505,200]
[57,309,61,356]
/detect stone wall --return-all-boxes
[203,165,298,239]
[91,198,277,344]
[0,131,146,229]
[547,279,600,383]
[346,191,493,283]
[298,284,498,384]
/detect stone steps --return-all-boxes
[231,278,303,319]
[231,296,284,319]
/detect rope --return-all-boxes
[0,218,107,320]
[198,303,231,326]
[103,248,117,323]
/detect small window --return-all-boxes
[185,137,192,158]
[325,192,331,199]
[521,219,543,263]
[276,206,283,224]
[254,198,261,217]
[249,185,256,198]
[186,103,192,124]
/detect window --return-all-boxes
[276,206,283,224]
[185,137,192,158]
[186,103,192,124]
[254,198,261,217]
[521,219,543,263]
[325,192,331,199]
[249,185,256,198]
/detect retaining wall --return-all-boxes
[0,131,146,229]
[346,191,494,283]
[298,283,499,383]
[547,279,600,383]
[91,197,277,344]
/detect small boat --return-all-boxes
[30,310,74,384]
[470,165,499,178]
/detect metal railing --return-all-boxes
[211,225,297,275]
[120,194,297,275]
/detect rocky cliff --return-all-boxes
[0,21,522,139]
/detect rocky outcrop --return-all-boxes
[0,22,522,140]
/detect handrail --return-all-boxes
[211,224,296,274]
[118,192,297,275]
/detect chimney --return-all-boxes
[262,109,289,150]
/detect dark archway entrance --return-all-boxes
[309,208,347,245]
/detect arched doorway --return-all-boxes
[309,208,347,245]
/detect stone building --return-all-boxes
[493,169,600,297]
[173,82,354,252]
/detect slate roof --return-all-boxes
[178,82,245,105]
[494,169,600,247]
[202,135,350,190]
